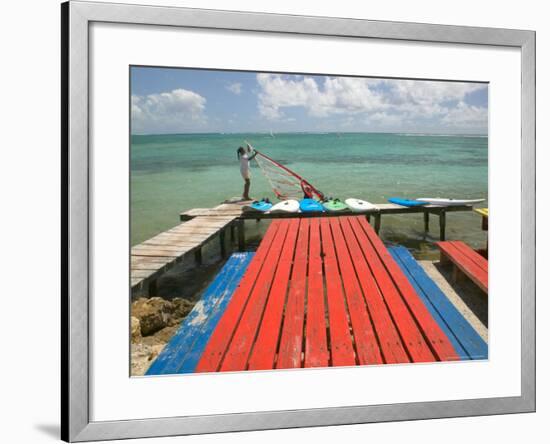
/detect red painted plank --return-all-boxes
[319,219,356,367]
[329,218,384,365]
[277,219,309,369]
[339,217,410,364]
[347,217,436,363]
[247,219,300,370]
[219,220,291,372]
[195,220,282,373]
[437,241,488,293]
[449,241,489,273]
[356,217,459,362]
[304,218,330,368]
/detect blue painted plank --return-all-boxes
[388,247,469,360]
[389,246,487,360]
[146,255,241,375]
[146,252,254,375]
[175,252,254,374]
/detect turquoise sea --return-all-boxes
[131,132,488,260]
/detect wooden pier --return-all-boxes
[181,201,474,242]
[132,201,475,294]
[131,203,244,293]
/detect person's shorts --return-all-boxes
[241,170,251,180]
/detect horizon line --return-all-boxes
[131,130,489,137]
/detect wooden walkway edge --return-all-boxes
[130,203,246,292]
[181,201,475,241]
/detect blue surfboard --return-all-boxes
[299,198,324,213]
[388,197,428,207]
[249,200,273,212]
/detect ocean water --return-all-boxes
[131,132,488,259]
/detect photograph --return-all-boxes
[129,66,489,376]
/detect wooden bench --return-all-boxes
[145,252,254,375]
[389,246,487,360]
[436,241,488,294]
[193,216,459,374]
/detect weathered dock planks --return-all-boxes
[180,201,475,242]
[130,210,238,293]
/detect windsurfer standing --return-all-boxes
[237,143,257,201]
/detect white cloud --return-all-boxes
[131,88,206,134]
[441,101,488,127]
[226,82,242,95]
[367,112,402,126]
[257,74,384,119]
[256,74,487,131]
[389,81,482,106]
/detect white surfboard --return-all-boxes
[268,199,300,214]
[416,198,485,206]
[345,198,378,212]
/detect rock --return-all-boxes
[132,297,174,336]
[130,296,198,375]
[130,316,141,343]
[130,343,151,376]
[131,343,166,376]
[151,324,181,344]
[171,297,194,318]
[148,344,165,362]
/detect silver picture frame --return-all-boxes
[61,1,535,441]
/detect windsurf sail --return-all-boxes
[248,143,325,201]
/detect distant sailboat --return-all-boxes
[269,129,275,138]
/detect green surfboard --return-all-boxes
[323,198,348,212]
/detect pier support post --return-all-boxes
[237,219,245,251]
[439,210,446,241]
[424,210,430,233]
[374,213,381,234]
[219,228,226,258]
[148,279,158,297]
[230,222,236,244]
[194,248,202,265]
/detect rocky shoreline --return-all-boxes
[131,296,194,376]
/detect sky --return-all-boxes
[130,67,488,135]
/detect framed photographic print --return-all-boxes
[62,1,535,441]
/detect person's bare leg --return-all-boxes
[243,179,251,200]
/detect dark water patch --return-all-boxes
[131,154,487,174]
[131,160,215,173]
[297,153,487,168]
